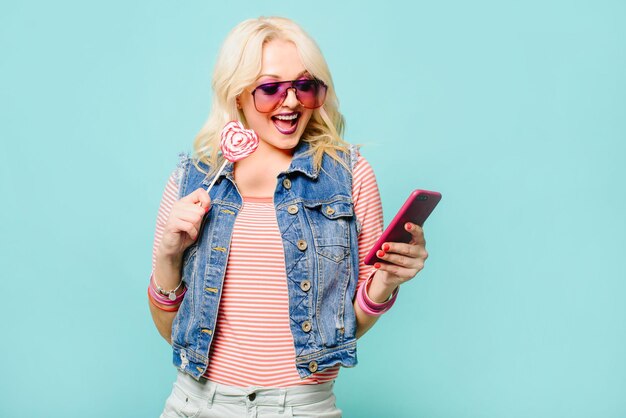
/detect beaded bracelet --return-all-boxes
[356,274,399,316]
[149,281,186,306]
[151,273,186,303]
[151,273,184,301]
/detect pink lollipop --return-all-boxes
[204,121,259,193]
[220,121,259,162]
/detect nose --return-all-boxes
[281,87,300,108]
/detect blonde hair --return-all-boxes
[193,16,350,175]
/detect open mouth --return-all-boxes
[271,112,300,135]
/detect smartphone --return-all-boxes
[364,189,442,265]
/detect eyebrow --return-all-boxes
[256,70,310,81]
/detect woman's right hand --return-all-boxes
[156,188,211,261]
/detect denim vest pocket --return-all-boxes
[303,200,354,348]
[303,200,353,262]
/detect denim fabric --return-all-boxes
[171,141,360,380]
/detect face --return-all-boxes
[238,39,314,153]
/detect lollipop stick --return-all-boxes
[205,160,228,194]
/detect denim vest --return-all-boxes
[171,141,361,380]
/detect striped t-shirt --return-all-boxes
[152,154,383,387]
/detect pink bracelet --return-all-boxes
[356,275,399,316]
[148,284,186,306]
[149,280,187,306]
[148,289,181,312]
[151,272,184,301]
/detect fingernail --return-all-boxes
[374,263,381,269]
[377,250,385,258]
[405,223,412,231]
[382,244,390,252]
[204,205,210,213]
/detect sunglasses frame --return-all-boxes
[250,78,328,113]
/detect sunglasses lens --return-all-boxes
[254,82,287,113]
[294,80,326,109]
[252,79,327,112]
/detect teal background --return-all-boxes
[1,0,625,417]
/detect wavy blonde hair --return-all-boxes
[193,16,350,175]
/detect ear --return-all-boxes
[236,97,242,109]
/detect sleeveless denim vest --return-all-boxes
[171,141,361,380]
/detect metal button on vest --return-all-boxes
[287,205,298,215]
[308,361,318,373]
[300,280,311,292]
[325,206,335,216]
[283,178,292,189]
[297,240,308,251]
[301,320,312,332]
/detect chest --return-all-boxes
[233,160,288,198]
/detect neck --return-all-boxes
[233,141,296,197]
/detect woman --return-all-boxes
[149,16,428,417]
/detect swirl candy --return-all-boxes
[220,121,259,162]
[203,121,259,194]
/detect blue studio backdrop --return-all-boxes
[1,1,625,417]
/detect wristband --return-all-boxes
[149,281,186,306]
[148,288,181,312]
[356,275,399,316]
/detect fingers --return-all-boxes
[373,222,428,282]
[171,204,206,223]
[378,223,426,255]
[378,238,428,263]
[378,242,427,260]
[169,188,210,233]
[405,222,425,246]
[376,246,427,269]
[180,188,212,210]
[373,260,424,281]
[167,217,200,241]
[163,189,211,245]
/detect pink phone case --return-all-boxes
[364,189,442,265]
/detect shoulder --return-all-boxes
[174,152,213,178]
[352,151,377,182]
[172,152,190,186]
[169,152,213,197]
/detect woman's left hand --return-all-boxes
[374,222,428,288]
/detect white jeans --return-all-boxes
[160,371,342,418]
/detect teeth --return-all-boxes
[275,114,298,121]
